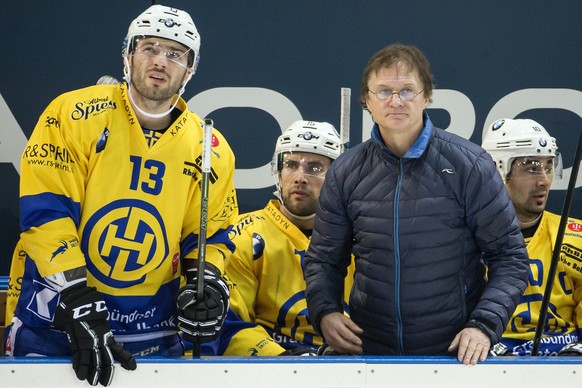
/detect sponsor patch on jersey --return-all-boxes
[561,243,581,262]
[96,128,110,153]
[252,233,265,260]
[26,280,59,321]
[71,96,117,121]
[44,116,60,129]
[49,237,79,262]
[214,193,237,223]
[50,240,69,262]
[567,221,582,233]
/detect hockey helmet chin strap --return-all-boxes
[274,190,316,221]
[122,56,192,119]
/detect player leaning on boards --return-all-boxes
[213,121,354,356]
[304,43,529,364]
[483,118,582,356]
[5,4,237,386]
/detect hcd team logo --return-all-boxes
[82,199,169,288]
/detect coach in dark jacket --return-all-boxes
[304,44,528,365]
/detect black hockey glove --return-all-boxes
[558,342,582,356]
[52,284,137,386]
[176,268,230,344]
[279,347,318,356]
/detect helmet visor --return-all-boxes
[133,37,192,68]
[275,151,331,179]
[508,153,563,180]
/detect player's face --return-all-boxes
[129,37,191,102]
[279,152,331,217]
[505,156,554,222]
[365,63,428,140]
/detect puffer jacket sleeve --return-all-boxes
[465,150,529,343]
[304,156,354,335]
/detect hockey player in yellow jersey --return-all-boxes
[7,4,237,386]
[483,118,582,356]
[216,120,353,356]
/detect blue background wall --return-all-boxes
[1,1,582,276]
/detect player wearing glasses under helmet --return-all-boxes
[212,120,354,356]
[6,5,237,386]
[483,118,582,357]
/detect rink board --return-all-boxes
[1,356,580,388]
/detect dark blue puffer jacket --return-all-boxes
[304,115,528,355]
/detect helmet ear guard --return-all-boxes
[482,118,561,181]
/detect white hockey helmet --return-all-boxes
[272,120,341,188]
[123,5,201,72]
[482,118,561,181]
[272,120,341,172]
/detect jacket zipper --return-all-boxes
[394,159,404,354]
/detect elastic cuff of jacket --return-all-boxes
[465,319,497,345]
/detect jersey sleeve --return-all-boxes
[19,97,88,277]
[5,240,26,325]
[224,215,260,315]
[218,214,285,355]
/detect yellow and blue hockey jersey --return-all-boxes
[501,211,582,355]
[219,200,354,356]
[13,82,238,342]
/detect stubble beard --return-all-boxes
[132,72,179,102]
[282,191,317,218]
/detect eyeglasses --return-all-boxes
[281,159,328,177]
[510,158,555,178]
[135,41,190,67]
[368,88,424,102]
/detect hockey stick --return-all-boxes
[531,129,582,356]
[192,118,213,358]
[340,87,351,153]
[196,118,213,302]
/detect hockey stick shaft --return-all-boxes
[192,118,213,359]
[340,87,351,153]
[531,129,582,355]
[196,118,213,302]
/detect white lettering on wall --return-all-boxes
[1,88,580,189]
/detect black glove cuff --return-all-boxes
[53,285,109,328]
[185,262,221,284]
